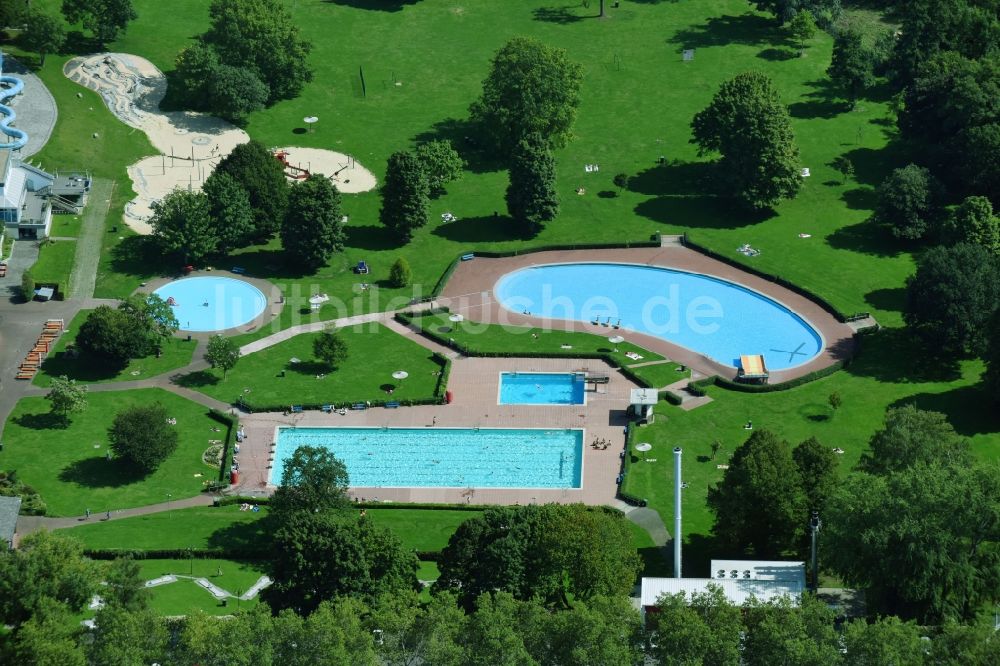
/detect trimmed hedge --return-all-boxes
[685,359,848,396]
[207,409,237,484]
[660,390,684,406]
[85,548,268,561]
[616,422,647,507]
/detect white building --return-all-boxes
[640,560,806,620]
[0,149,91,239]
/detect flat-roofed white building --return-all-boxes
[640,559,805,620]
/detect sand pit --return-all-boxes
[273,146,376,194]
[65,54,375,234]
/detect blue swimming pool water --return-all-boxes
[494,263,822,370]
[271,427,583,488]
[152,276,267,332]
[499,372,586,405]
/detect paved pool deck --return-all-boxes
[235,356,636,506]
[436,246,856,383]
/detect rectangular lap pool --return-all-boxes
[271,427,584,489]
[498,372,586,405]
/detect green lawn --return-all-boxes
[181,324,445,409]
[621,330,999,576]
[410,312,664,365]
[32,309,198,387]
[627,362,688,389]
[138,558,265,616]
[30,239,77,297]
[58,504,268,550]
[0,389,226,516]
[14,1,912,330]
[48,214,85,239]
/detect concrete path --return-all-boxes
[239,311,387,356]
[624,506,670,547]
[2,56,58,158]
[68,179,115,299]
[17,492,216,535]
[665,377,714,411]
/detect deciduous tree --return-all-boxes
[859,405,972,475]
[792,436,837,517]
[19,9,66,66]
[76,306,147,368]
[650,585,742,666]
[312,327,349,371]
[903,242,1000,355]
[202,171,255,253]
[707,429,806,557]
[45,375,88,426]
[827,28,876,106]
[204,0,312,103]
[206,63,269,126]
[264,511,419,614]
[380,151,430,243]
[947,195,1000,255]
[388,257,412,288]
[214,140,290,240]
[204,335,240,377]
[691,71,801,210]
[414,140,465,197]
[826,461,1000,622]
[280,174,345,272]
[270,445,350,516]
[108,403,179,472]
[788,10,816,54]
[61,0,137,46]
[874,164,944,241]
[470,37,583,157]
[150,188,216,265]
[505,135,558,237]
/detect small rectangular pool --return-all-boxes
[271,427,583,489]
[498,372,586,405]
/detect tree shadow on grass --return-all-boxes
[207,515,273,553]
[432,215,523,243]
[839,145,911,188]
[845,328,962,384]
[789,78,850,120]
[287,360,329,376]
[109,235,172,283]
[757,47,797,61]
[679,533,728,577]
[323,0,419,10]
[627,161,715,197]
[533,5,588,23]
[344,225,406,252]
[635,196,773,230]
[412,118,505,174]
[14,412,68,430]
[58,457,147,489]
[225,248,313,279]
[174,370,220,388]
[826,218,902,258]
[889,386,995,437]
[39,354,120,384]
[668,13,792,49]
[840,187,877,211]
[864,287,906,314]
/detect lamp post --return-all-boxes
[809,510,822,592]
[166,493,172,518]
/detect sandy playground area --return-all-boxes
[65,53,375,235]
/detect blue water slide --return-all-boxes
[0,53,29,150]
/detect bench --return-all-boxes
[290,405,303,413]
[321,404,333,413]
[231,266,246,274]
[384,401,400,409]
[351,403,367,410]
[461,253,474,261]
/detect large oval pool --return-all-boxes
[153,276,267,332]
[494,263,822,370]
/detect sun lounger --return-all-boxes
[290,405,303,413]
[321,404,333,413]
[354,261,369,274]
[231,266,246,274]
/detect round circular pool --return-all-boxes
[153,276,267,332]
